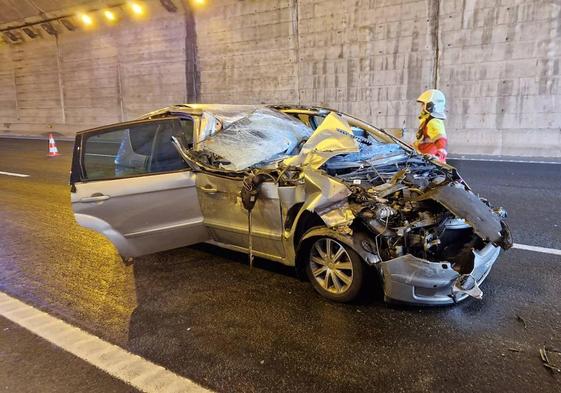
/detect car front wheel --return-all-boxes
[305,237,364,302]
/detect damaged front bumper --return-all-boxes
[380,242,501,306]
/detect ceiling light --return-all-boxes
[104,9,116,21]
[79,13,94,26]
[128,2,144,15]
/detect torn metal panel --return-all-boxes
[281,113,360,227]
[319,207,354,228]
[301,167,354,227]
[316,200,355,228]
[416,182,504,244]
[283,112,359,169]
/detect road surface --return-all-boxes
[1,138,560,392]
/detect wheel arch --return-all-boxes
[294,225,381,280]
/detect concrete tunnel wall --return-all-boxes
[0,1,196,135]
[0,0,560,157]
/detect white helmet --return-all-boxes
[417,89,446,120]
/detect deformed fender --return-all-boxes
[297,226,381,266]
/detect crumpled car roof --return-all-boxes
[198,107,313,170]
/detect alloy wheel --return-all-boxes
[309,238,354,294]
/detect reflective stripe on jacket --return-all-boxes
[414,116,448,161]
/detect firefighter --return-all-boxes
[414,89,448,163]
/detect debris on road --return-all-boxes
[516,314,527,329]
[539,346,561,374]
[546,346,561,354]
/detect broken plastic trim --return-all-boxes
[380,242,500,305]
[452,274,483,300]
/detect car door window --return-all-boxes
[82,118,191,181]
[149,120,192,173]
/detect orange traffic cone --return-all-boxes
[48,133,60,157]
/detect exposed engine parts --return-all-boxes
[325,151,512,281]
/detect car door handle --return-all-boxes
[80,195,111,203]
[199,185,218,193]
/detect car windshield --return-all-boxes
[198,108,313,170]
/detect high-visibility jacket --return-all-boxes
[414,115,448,163]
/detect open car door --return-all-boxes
[70,117,209,258]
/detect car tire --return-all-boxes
[305,237,364,302]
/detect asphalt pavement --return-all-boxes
[0,316,138,393]
[1,137,560,392]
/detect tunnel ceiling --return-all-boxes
[0,0,109,26]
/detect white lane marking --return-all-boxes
[0,171,30,178]
[513,243,561,256]
[450,157,561,165]
[0,292,212,393]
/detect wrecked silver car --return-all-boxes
[70,104,512,305]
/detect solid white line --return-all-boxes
[450,157,561,165]
[0,171,30,178]
[513,243,561,256]
[0,292,212,393]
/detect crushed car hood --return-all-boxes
[415,184,504,244]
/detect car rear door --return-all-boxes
[70,117,209,258]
